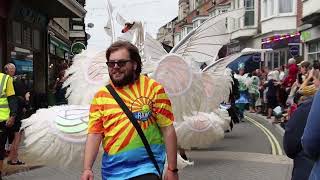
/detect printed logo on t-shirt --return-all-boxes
[131,97,153,122]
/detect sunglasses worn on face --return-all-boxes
[106,59,132,68]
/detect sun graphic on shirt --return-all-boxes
[130,97,153,122]
[141,104,150,113]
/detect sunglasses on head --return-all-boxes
[106,59,132,68]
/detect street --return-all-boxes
[4,114,292,180]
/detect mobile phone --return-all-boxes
[298,74,303,84]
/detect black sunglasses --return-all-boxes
[106,59,132,68]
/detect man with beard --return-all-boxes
[81,41,178,180]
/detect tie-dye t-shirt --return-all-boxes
[88,75,174,180]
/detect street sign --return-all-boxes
[71,42,86,55]
[289,44,300,57]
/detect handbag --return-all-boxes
[106,84,162,178]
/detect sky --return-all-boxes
[85,0,179,51]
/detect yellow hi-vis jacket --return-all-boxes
[0,73,10,122]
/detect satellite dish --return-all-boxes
[86,33,91,40]
[87,23,94,28]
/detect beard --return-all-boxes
[110,70,136,87]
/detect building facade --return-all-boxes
[156,17,178,47]
[299,0,320,63]
[1,0,86,108]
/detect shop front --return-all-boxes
[48,35,71,105]
[0,0,9,69]
[7,1,48,108]
[301,26,320,62]
[261,32,301,70]
[5,0,86,109]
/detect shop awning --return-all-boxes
[21,0,86,18]
[227,54,261,73]
[50,36,70,52]
[301,12,320,25]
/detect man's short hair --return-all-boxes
[4,63,16,72]
[105,41,142,76]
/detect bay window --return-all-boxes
[244,0,254,26]
[279,0,293,13]
[262,0,295,19]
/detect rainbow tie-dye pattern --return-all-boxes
[88,75,174,179]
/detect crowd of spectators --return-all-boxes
[238,58,320,180]
[246,58,320,127]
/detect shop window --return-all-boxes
[308,41,320,61]
[273,51,279,68]
[309,42,317,52]
[32,29,41,50]
[12,21,22,44]
[50,44,56,55]
[309,54,317,61]
[56,48,65,59]
[280,50,287,66]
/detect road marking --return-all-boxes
[246,116,283,155]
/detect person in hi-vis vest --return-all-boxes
[0,70,17,180]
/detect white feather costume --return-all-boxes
[22,6,246,169]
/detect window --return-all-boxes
[273,51,279,68]
[263,0,267,18]
[187,27,193,34]
[269,0,274,17]
[72,25,84,30]
[22,25,32,48]
[265,49,289,69]
[190,0,196,11]
[280,50,287,66]
[50,44,56,55]
[244,0,254,26]
[308,41,320,61]
[174,33,180,45]
[263,0,293,19]
[279,0,293,13]
[32,29,41,50]
[12,21,22,44]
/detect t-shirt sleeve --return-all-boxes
[153,86,174,127]
[88,92,104,134]
[6,77,15,97]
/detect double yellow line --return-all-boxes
[246,116,283,155]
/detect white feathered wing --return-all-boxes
[63,50,109,105]
[21,105,97,168]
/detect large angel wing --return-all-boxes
[142,33,168,74]
[199,54,242,110]
[63,50,109,105]
[144,32,168,62]
[21,105,97,168]
[170,8,245,63]
[153,54,212,123]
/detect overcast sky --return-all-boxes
[85,0,178,51]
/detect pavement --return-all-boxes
[3,112,293,180]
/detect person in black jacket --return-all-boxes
[283,97,314,180]
[228,73,240,127]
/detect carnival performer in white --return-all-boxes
[21,1,246,175]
